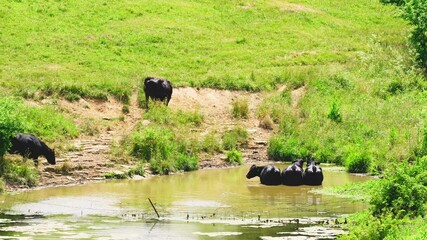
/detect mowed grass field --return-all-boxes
[1,0,407,97]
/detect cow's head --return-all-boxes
[246,164,261,179]
[46,149,56,165]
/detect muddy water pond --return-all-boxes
[0,164,370,239]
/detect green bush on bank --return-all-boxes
[128,126,198,174]
[341,157,427,239]
[226,149,243,165]
[345,149,372,173]
[222,127,249,150]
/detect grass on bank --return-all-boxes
[0,97,79,188]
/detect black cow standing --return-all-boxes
[7,133,56,166]
[303,160,323,186]
[281,159,304,186]
[246,164,282,186]
[143,77,173,108]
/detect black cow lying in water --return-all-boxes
[281,159,304,186]
[303,160,323,185]
[7,133,56,166]
[246,164,281,185]
[143,77,173,108]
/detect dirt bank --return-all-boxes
[6,86,304,191]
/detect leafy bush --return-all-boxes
[201,132,223,154]
[128,163,146,177]
[226,149,243,165]
[346,150,372,173]
[222,127,249,150]
[150,158,176,175]
[268,135,305,161]
[381,0,427,70]
[370,157,427,219]
[0,98,24,156]
[130,127,175,161]
[129,126,199,174]
[176,154,199,171]
[232,98,249,119]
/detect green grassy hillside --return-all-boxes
[1,0,407,99]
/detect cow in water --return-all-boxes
[246,164,282,186]
[8,133,56,166]
[303,160,323,186]
[143,77,173,108]
[281,159,304,186]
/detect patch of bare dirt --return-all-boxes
[269,0,321,13]
[12,86,306,190]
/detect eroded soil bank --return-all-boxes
[6,86,302,191]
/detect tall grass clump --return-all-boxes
[222,127,249,150]
[232,98,249,119]
[128,126,198,174]
[268,135,308,162]
[226,149,243,165]
[201,132,223,154]
[345,148,372,173]
[143,103,203,127]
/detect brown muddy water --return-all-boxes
[0,164,370,239]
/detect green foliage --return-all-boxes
[268,135,306,162]
[175,154,199,171]
[0,159,38,187]
[128,126,199,175]
[346,149,372,173]
[381,0,427,70]
[128,163,146,177]
[327,100,343,123]
[370,157,427,219]
[0,178,5,192]
[222,127,249,150]
[105,171,129,180]
[226,149,243,165]
[0,99,24,156]
[130,127,174,162]
[201,132,223,154]
[232,98,249,119]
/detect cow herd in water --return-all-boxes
[246,159,324,186]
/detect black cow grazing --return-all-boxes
[246,164,282,186]
[7,133,56,166]
[143,77,173,108]
[303,160,323,186]
[281,159,304,186]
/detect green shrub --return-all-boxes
[370,157,427,219]
[222,127,249,150]
[130,127,175,161]
[176,154,199,171]
[105,171,129,179]
[268,135,303,161]
[232,98,249,119]
[0,98,24,156]
[346,150,372,173]
[128,163,146,177]
[381,0,427,70]
[201,132,223,154]
[150,158,176,175]
[226,149,243,165]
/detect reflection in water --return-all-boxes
[0,164,371,239]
